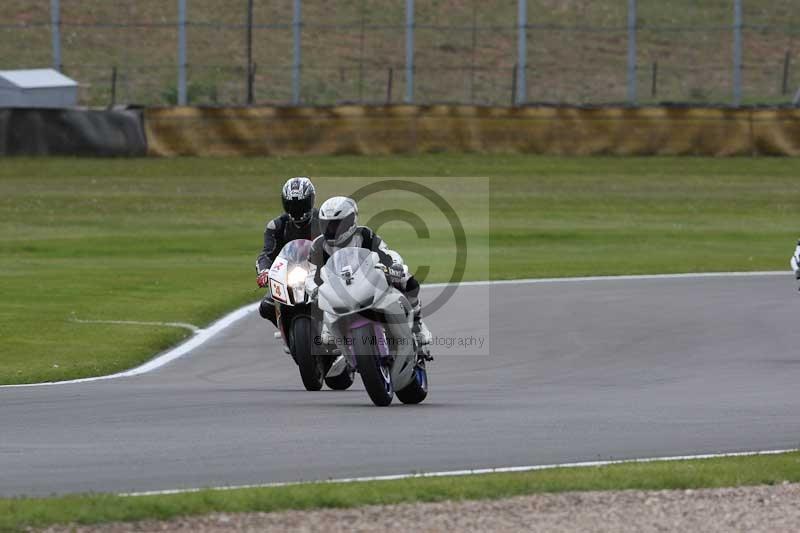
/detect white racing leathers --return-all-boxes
[791,240,800,279]
[306,226,431,349]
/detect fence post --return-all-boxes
[109,66,117,108]
[511,64,518,106]
[292,0,302,104]
[177,0,187,105]
[405,0,415,103]
[733,0,743,106]
[358,0,366,102]
[50,0,61,71]
[651,61,658,98]
[387,67,394,104]
[516,0,527,105]
[782,51,791,96]
[246,0,254,105]
[469,2,477,103]
[627,0,637,105]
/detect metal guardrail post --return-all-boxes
[178,0,187,105]
[627,0,637,105]
[246,0,254,105]
[50,0,61,71]
[516,0,527,105]
[733,0,743,106]
[292,0,302,105]
[405,0,415,103]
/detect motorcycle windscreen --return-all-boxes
[320,247,389,314]
[276,239,313,265]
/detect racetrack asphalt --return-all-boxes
[1,274,799,497]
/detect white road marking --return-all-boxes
[0,270,788,389]
[425,270,789,288]
[121,447,800,497]
[0,303,259,388]
[71,318,200,334]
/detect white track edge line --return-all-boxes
[121,447,800,497]
[0,303,259,389]
[71,319,200,334]
[424,270,788,288]
[1,270,789,389]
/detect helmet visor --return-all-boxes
[283,196,314,223]
[322,212,356,243]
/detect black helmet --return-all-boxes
[281,177,315,226]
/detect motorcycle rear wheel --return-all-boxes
[292,316,323,391]
[353,325,393,406]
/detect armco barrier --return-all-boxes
[0,107,146,157]
[144,105,800,157]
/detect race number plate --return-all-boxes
[270,279,287,303]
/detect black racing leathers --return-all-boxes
[256,209,322,273]
[257,209,322,326]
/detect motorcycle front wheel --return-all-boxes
[292,316,323,391]
[353,324,393,406]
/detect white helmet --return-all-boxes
[319,196,358,246]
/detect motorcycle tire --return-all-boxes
[292,316,323,391]
[396,361,428,405]
[353,324,393,406]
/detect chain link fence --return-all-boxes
[2,0,799,107]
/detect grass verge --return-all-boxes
[2,451,799,531]
[1,155,798,384]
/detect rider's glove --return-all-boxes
[388,263,405,285]
[256,270,270,288]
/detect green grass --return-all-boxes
[1,154,798,385]
[2,451,799,532]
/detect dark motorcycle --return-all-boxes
[266,239,354,391]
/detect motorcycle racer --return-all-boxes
[306,196,433,351]
[791,239,800,281]
[255,177,321,327]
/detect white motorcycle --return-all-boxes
[316,247,429,406]
[267,239,355,391]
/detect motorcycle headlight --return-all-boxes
[287,266,308,288]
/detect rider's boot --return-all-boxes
[320,322,341,356]
[410,300,433,360]
[259,295,278,327]
[321,322,335,345]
